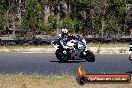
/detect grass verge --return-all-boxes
[0,45,53,49]
[88,42,129,47]
[0,42,129,49]
[0,74,131,88]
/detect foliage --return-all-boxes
[20,0,42,37]
[0,0,7,31]
[0,0,130,38]
[61,16,80,33]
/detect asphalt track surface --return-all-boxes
[0,53,132,75]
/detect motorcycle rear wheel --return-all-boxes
[55,49,68,62]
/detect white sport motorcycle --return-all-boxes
[51,36,95,62]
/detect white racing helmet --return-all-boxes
[61,28,68,34]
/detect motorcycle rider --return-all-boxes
[59,28,82,49]
[58,28,70,48]
[60,28,78,40]
[59,28,69,39]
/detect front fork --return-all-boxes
[79,49,90,59]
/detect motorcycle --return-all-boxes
[51,36,95,62]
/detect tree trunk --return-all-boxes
[12,15,16,38]
[67,0,70,13]
[42,0,50,24]
[18,0,22,25]
[101,2,107,37]
[62,1,68,15]
[101,17,105,37]
[57,10,60,34]
[6,10,9,30]
[130,28,132,37]
[44,5,50,23]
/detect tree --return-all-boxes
[20,0,42,38]
[0,0,7,34]
[109,0,127,36]
[0,0,130,38]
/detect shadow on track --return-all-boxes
[50,60,86,63]
[126,71,132,74]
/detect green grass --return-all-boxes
[0,74,131,88]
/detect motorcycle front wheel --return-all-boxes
[84,50,95,62]
[55,49,68,62]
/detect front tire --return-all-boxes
[129,57,132,61]
[55,49,68,62]
[85,50,95,62]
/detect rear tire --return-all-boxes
[85,50,95,62]
[55,49,68,62]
